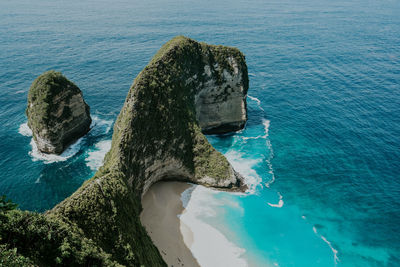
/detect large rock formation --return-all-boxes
[26,71,92,154]
[194,42,248,134]
[1,36,249,266]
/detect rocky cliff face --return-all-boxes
[26,71,92,154]
[99,35,248,196]
[3,37,249,266]
[195,48,248,134]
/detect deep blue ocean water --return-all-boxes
[1,0,399,266]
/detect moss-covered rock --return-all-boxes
[4,36,249,266]
[26,71,92,154]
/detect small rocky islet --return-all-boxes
[0,36,249,266]
[26,70,92,154]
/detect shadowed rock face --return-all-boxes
[194,43,248,134]
[26,71,91,154]
[3,37,249,266]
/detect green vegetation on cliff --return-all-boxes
[2,36,248,266]
[0,196,121,266]
[26,70,92,154]
[26,71,81,132]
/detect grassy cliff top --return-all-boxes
[28,70,80,98]
[26,70,84,130]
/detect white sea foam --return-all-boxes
[242,119,269,140]
[179,185,248,267]
[312,226,340,265]
[85,140,112,171]
[224,119,277,191]
[225,150,262,193]
[35,175,41,184]
[19,116,113,164]
[18,123,32,136]
[19,121,85,163]
[247,95,264,111]
[267,192,284,208]
[263,120,276,187]
[91,115,114,134]
[29,138,83,164]
[241,119,276,187]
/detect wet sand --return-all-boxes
[140,181,200,267]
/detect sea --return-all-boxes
[0,0,399,266]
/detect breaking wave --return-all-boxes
[180,185,249,267]
[18,115,113,164]
[18,123,32,137]
[248,95,264,111]
[85,140,112,171]
[225,150,263,193]
[29,138,83,164]
[267,192,284,208]
[312,226,340,265]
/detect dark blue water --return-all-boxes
[1,0,399,266]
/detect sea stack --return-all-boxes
[26,71,91,154]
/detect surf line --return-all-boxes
[240,108,276,189]
[243,96,277,188]
[248,95,264,111]
[263,119,276,188]
[241,119,276,188]
[312,226,340,265]
[267,192,284,208]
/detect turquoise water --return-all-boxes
[1,0,399,266]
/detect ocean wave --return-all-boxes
[18,123,32,136]
[240,119,276,187]
[85,140,112,171]
[263,120,276,187]
[29,138,83,164]
[247,95,264,111]
[223,118,277,191]
[179,185,248,267]
[90,115,113,134]
[242,119,269,140]
[19,115,113,164]
[267,192,284,208]
[19,121,85,163]
[312,226,340,265]
[225,150,262,193]
[181,183,197,209]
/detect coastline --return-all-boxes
[179,184,248,267]
[140,181,200,267]
[140,181,248,267]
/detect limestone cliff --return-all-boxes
[26,71,92,154]
[1,36,249,266]
[195,44,248,134]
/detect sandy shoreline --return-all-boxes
[140,181,200,267]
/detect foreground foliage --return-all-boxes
[0,197,120,266]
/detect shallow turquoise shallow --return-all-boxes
[1,0,399,266]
